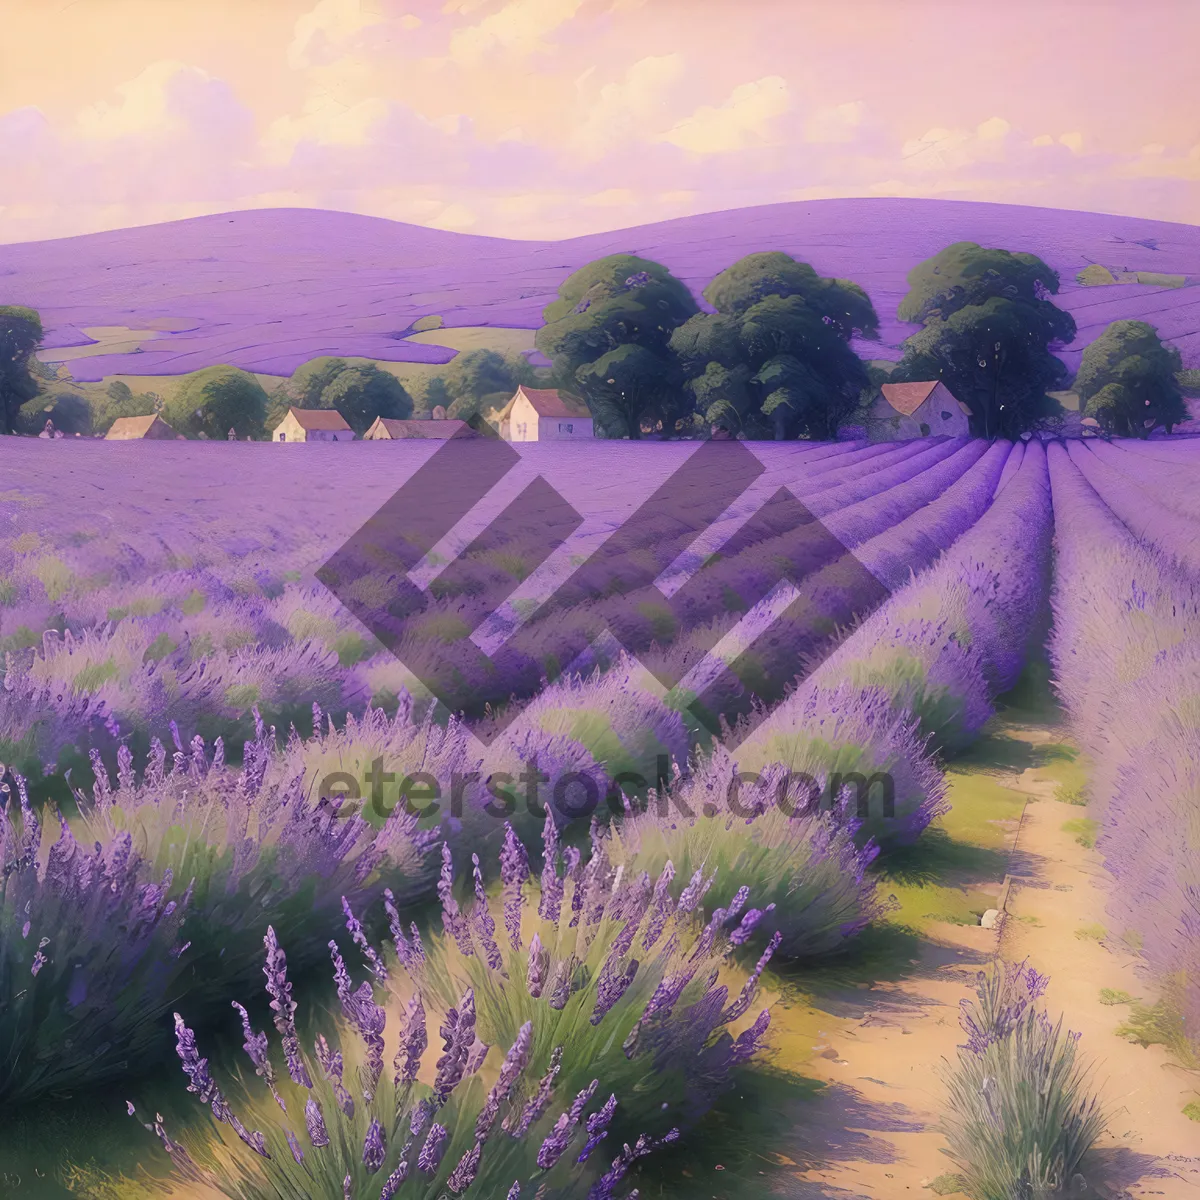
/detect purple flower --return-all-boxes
[286,1130,304,1163]
[510,1045,563,1136]
[536,1079,598,1169]
[721,931,782,1023]
[394,994,427,1087]
[500,823,529,951]
[438,843,475,958]
[471,854,503,971]
[591,957,639,1025]
[447,1140,483,1194]
[526,932,550,999]
[417,1122,449,1174]
[342,894,388,982]
[362,1118,386,1173]
[379,1160,409,1200]
[577,1093,618,1163]
[434,990,476,1100]
[476,1022,532,1142]
[263,926,312,1088]
[305,1096,329,1147]
[232,1001,286,1112]
[539,810,564,923]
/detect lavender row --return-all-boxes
[1047,442,1200,1057]
[1063,441,1200,576]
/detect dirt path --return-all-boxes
[777,717,1200,1200]
[1002,791,1200,1199]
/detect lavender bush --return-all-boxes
[940,961,1105,1200]
[352,817,779,1144]
[730,679,948,847]
[0,773,190,1103]
[606,746,891,959]
[1048,442,1200,1056]
[800,440,1053,754]
[72,705,440,1019]
[126,927,675,1198]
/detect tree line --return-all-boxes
[1,239,1189,440]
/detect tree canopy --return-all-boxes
[670,254,877,439]
[893,242,1077,438]
[166,366,269,439]
[536,254,697,438]
[1075,319,1186,437]
[318,363,413,433]
[0,305,44,435]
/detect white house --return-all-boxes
[497,386,593,441]
[272,407,354,442]
[859,381,972,442]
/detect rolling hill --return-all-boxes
[2,198,1198,382]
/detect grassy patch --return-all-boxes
[1074,923,1106,942]
[1099,988,1136,1006]
[929,1176,969,1197]
[74,659,117,692]
[1117,997,1200,1068]
[180,588,206,615]
[332,631,370,667]
[142,633,176,663]
[1061,817,1099,848]
[1184,1101,1200,1122]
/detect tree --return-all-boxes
[704,251,879,340]
[893,243,1077,439]
[1075,320,1186,437]
[0,306,44,435]
[670,255,877,439]
[167,366,269,439]
[288,357,348,407]
[19,390,93,435]
[897,242,1074,341]
[894,297,1066,439]
[536,255,698,439]
[318,363,413,433]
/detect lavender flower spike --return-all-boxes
[577,1094,618,1163]
[232,1001,286,1112]
[526,932,550,999]
[417,1123,449,1174]
[305,1096,330,1148]
[379,1159,410,1200]
[471,853,503,971]
[342,894,388,982]
[394,994,427,1087]
[446,1140,483,1195]
[263,926,313,1088]
[500,822,530,952]
[721,931,782,1023]
[363,1118,387,1173]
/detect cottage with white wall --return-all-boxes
[497,386,593,441]
[272,407,354,442]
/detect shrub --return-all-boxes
[126,927,676,1198]
[351,817,779,1145]
[73,706,440,1023]
[939,961,1105,1200]
[0,774,189,1104]
[605,746,890,959]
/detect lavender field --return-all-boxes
[2,428,1198,1199]
[5,198,1200,381]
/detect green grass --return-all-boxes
[1074,923,1106,942]
[1061,817,1099,848]
[1184,1101,1200,1122]
[1098,988,1136,1006]
[929,1176,969,1197]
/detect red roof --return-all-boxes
[880,381,941,417]
[284,407,352,432]
[512,386,589,419]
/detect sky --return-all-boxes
[1,0,1198,244]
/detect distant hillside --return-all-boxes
[2,198,1198,381]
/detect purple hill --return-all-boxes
[2,198,1198,381]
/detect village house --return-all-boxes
[496,386,593,442]
[105,414,178,440]
[853,381,972,443]
[362,416,477,441]
[272,407,354,442]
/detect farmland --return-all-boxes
[1,430,1198,1198]
[5,199,1199,386]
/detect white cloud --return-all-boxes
[1033,133,1054,147]
[1059,131,1083,153]
[569,54,684,159]
[76,61,208,140]
[288,0,390,69]
[1141,142,1165,155]
[450,0,584,65]
[976,116,1010,140]
[263,95,389,156]
[662,75,789,154]
[805,100,865,144]
[582,187,637,206]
